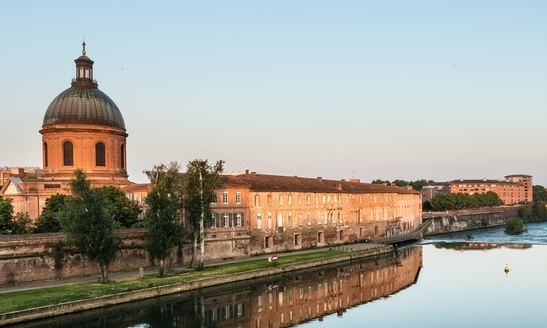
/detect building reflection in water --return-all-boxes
[246,246,423,328]
[22,247,423,328]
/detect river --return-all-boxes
[12,222,547,328]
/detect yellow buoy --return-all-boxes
[504,264,510,275]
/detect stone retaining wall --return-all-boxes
[424,206,520,235]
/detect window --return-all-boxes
[255,195,260,206]
[222,191,228,204]
[277,213,283,227]
[63,141,73,166]
[257,213,262,229]
[288,195,292,205]
[268,213,272,229]
[268,195,272,206]
[235,213,242,227]
[236,191,241,204]
[288,212,293,227]
[120,144,125,169]
[95,142,105,166]
[43,142,48,167]
[279,195,283,205]
[323,194,326,204]
[223,213,230,227]
[211,213,217,228]
[307,213,311,225]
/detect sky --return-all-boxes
[1,1,546,185]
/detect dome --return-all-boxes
[43,86,125,129]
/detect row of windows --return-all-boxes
[255,207,408,230]
[216,191,242,204]
[215,192,404,206]
[210,212,245,228]
[254,194,397,207]
[43,141,126,168]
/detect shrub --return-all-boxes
[505,218,524,235]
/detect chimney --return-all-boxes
[350,178,360,183]
[245,169,249,174]
[317,177,322,182]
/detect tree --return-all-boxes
[392,179,409,187]
[409,179,433,191]
[143,162,184,276]
[96,186,141,228]
[183,159,224,269]
[58,169,120,283]
[0,196,14,234]
[533,185,547,201]
[371,179,391,186]
[35,194,68,233]
[11,212,33,234]
[505,217,524,235]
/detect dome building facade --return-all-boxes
[40,43,129,185]
[0,44,133,219]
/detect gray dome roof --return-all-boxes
[43,86,125,129]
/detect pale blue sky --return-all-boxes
[1,1,546,185]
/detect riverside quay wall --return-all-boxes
[0,229,252,287]
[423,206,521,235]
[0,230,149,287]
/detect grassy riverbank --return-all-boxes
[1,249,346,314]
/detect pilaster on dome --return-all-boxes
[71,42,98,88]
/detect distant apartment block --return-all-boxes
[422,174,532,205]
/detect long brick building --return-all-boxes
[422,174,533,205]
[202,172,422,258]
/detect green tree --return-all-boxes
[533,185,547,201]
[371,179,391,186]
[35,194,68,233]
[96,186,141,228]
[0,196,14,234]
[11,212,33,234]
[392,179,409,187]
[505,217,524,235]
[483,191,504,207]
[183,159,224,269]
[409,179,434,191]
[143,162,184,276]
[58,169,121,283]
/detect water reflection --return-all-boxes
[434,242,533,251]
[16,247,423,328]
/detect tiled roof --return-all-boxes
[225,173,419,194]
[122,183,151,192]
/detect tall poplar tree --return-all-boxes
[58,169,120,283]
[143,162,184,276]
[183,159,224,269]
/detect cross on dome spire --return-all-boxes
[82,41,86,56]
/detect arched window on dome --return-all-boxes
[120,144,126,169]
[43,142,48,167]
[96,142,105,167]
[63,141,73,166]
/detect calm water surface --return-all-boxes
[13,222,547,328]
